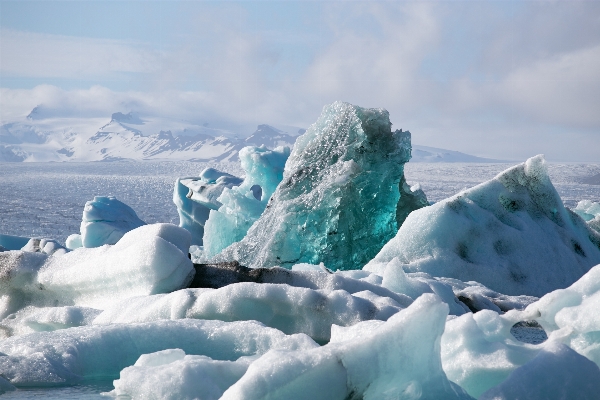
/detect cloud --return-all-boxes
[1,2,599,161]
[0,28,162,78]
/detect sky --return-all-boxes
[1,0,599,162]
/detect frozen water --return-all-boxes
[203,145,289,257]
[479,341,600,400]
[93,283,404,343]
[221,294,472,400]
[78,195,146,248]
[111,349,252,400]
[212,102,419,271]
[367,155,600,297]
[0,318,316,386]
[174,168,243,246]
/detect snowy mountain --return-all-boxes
[0,111,300,162]
[0,109,503,163]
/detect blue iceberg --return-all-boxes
[211,101,424,270]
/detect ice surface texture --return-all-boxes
[367,155,600,297]
[203,146,290,257]
[213,101,419,271]
[0,224,194,323]
[574,199,600,233]
[173,168,243,245]
[0,319,316,386]
[73,195,146,249]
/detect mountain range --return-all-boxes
[0,110,505,163]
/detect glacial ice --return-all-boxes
[367,155,600,297]
[574,199,600,233]
[212,101,422,271]
[93,284,404,343]
[479,341,600,400]
[220,294,472,400]
[0,319,317,386]
[111,349,252,400]
[203,146,289,257]
[0,224,194,322]
[76,195,146,248]
[37,223,194,309]
[174,168,243,245]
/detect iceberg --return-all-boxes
[479,341,600,400]
[574,199,600,233]
[0,224,194,323]
[74,195,146,249]
[93,283,404,343]
[203,146,289,257]
[111,349,252,400]
[0,318,317,386]
[212,101,423,271]
[220,294,472,400]
[37,224,194,310]
[174,168,243,246]
[367,155,600,296]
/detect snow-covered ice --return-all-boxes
[367,155,600,297]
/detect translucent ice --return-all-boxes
[37,224,195,309]
[0,319,316,386]
[111,349,251,400]
[93,283,405,343]
[367,155,600,297]
[203,146,289,257]
[79,195,146,248]
[479,341,600,400]
[573,200,600,233]
[213,102,421,271]
[512,263,600,366]
[174,168,243,245]
[221,294,472,400]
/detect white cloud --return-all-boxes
[0,29,162,78]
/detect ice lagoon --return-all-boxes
[1,103,600,399]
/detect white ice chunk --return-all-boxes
[0,319,317,386]
[0,306,101,338]
[93,283,404,343]
[367,155,600,297]
[0,250,48,319]
[479,341,600,400]
[65,234,82,250]
[37,224,194,309]
[80,195,146,248]
[111,349,251,400]
[221,294,473,400]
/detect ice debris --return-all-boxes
[203,146,290,257]
[479,341,600,400]
[174,168,243,245]
[220,294,472,400]
[367,155,600,297]
[67,195,146,249]
[574,199,600,233]
[212,101,423,271]
[111,349,252,400]
[0,319,317,386]
[0,224,194,322]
